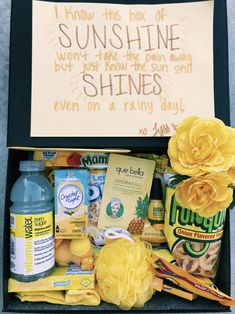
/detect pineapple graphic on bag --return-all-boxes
[128,194,149,235]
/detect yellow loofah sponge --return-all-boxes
[94,237,154,310]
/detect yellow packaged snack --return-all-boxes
[8,265,95,292]
[133,154,168,174]
[153,252,197,301]
[153,248,176,264]
[152,253,235,306]
[47,170,55,192]
[89,169,106,228]
[162,283,198,301]
[140,220,166,244]
[153,276,197,301]
[34,151,109,169]
[164,187,226,278]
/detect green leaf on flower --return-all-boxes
[169,174,190,187]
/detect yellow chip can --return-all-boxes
[164,187,226,278]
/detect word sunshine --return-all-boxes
[58,23,180,51]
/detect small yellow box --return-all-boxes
[8,265,95,292]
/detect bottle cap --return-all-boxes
[150,178,162,200]
[19,160,45,172]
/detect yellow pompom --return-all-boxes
[55,240,73,266]
[70,238,91,257]
[94,238,154,310]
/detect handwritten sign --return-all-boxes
[31,1,214,137]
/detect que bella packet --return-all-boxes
[98,154,155,233]
[164,187,226,278]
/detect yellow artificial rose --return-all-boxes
[168,116,235,176]
[175,173,233,217]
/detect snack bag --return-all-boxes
[140,221,166,244]
[133,154,168,174]
[164,187,226,278]
[89,169,106,228]
[153,247,176,264]
[47,170,54,194]
[153,276,198,301]
[34,151,109,169]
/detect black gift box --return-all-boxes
[2,0,232,312]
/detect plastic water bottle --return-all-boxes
[10,160,55,282]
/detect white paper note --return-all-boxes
[31,0,214,137]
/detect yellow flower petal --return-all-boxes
[168,116,235,176]
[175,174,233,217]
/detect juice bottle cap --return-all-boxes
[19,160,45,172]
[150,178,162,200]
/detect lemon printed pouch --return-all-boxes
[164,187,226,278]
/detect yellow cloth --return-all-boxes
[65,290,100,306]
[16,289,100,306]
[16,291,65,305]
